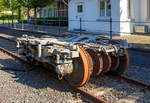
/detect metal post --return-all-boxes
[8,18,10,27]
[58,16,61,35]
[14,22,16,29]
[22,20,24,30]
[80,17,82,35]
[3,18,4,24]
[110,17,112,40]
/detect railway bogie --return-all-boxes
[17,35,129,87]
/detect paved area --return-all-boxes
[0,27,150,103]
[1,23,150,51]
[0,23,67,35]
[112,34,150,50]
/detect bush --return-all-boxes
[0,13,18,20]
[18,20,28,23]
[31,17,68,26]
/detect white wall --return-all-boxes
[69,0,119,34]
[139,0,150,32]
[69,0,124,35]
[68,0,150,35]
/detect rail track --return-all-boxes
[0,36,108,103]
[0,31,150,102]
[0,34,150,90]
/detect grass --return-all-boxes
[0,19,18,23]
[86,33,150,50]
[112,34,150,50]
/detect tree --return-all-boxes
[30,0,54,17]
[1,0,20,25]
[0,0,8,12]
[18,0,54,19]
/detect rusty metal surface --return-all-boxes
[84,49,93,82]
[0,46,28,64]
[100,52,111,74]
[112,74,150,90]
[109,40,129,74]
[74,87,109,103]
[111,48,129,74]
[86,49,103,76]
[0,44,108,103]
[110,55,119,71]
[65,47,91,87]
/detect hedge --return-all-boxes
[30,17,68,26]
[0,13,18,20]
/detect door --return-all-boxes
[74,2,85,31]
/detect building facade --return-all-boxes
[40,0,68,18]
[68,0,150,35]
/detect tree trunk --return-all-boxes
[11,10,14,27]
[27,8,30,22]
[18,7,21,21]
[34,7,37,18]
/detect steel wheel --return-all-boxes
[86,49,103,76]
[65,47,91,87]
[110,55,119,71]
[84,49,93,83]
[111,48,129,74]
[109,40,129,74]
[100,52,111,73]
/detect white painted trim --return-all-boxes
[97,16,110,21]
[147,0,150,20]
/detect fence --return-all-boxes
[0,18,150,51]
[0,18,68,35]
[1,18,150,35]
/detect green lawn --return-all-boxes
[0,19,18,23]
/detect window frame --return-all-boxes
[99,0,111,17]
[77,5,83,13]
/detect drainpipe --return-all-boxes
[62,0,68,6]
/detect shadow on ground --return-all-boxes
[0,58,73,93]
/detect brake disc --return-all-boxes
[65,47,91,87]
[86,49,103,76]
[100,52,111,74]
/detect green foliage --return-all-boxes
[32,17,68,21]
[18,19,27,23]
[31,17,68,26]
[2,0,20,11]
[30,0,54,8]
[0,13,18,19]
[0,0,7,11]
[18,0,54,8]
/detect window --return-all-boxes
[77,5,83,13]
[100,0,111,17]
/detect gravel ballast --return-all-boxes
[0,27,150,103]
[0,51,83,103]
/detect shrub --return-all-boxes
[31,17,68,26]
[0,13,18,20]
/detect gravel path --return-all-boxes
[1,27,150,103]
[1,27,150,85]
[0,51,84,103]
[125,50,150,84]
[0,27,42,38]
[0,37,17,53]
[81,75,150,103]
